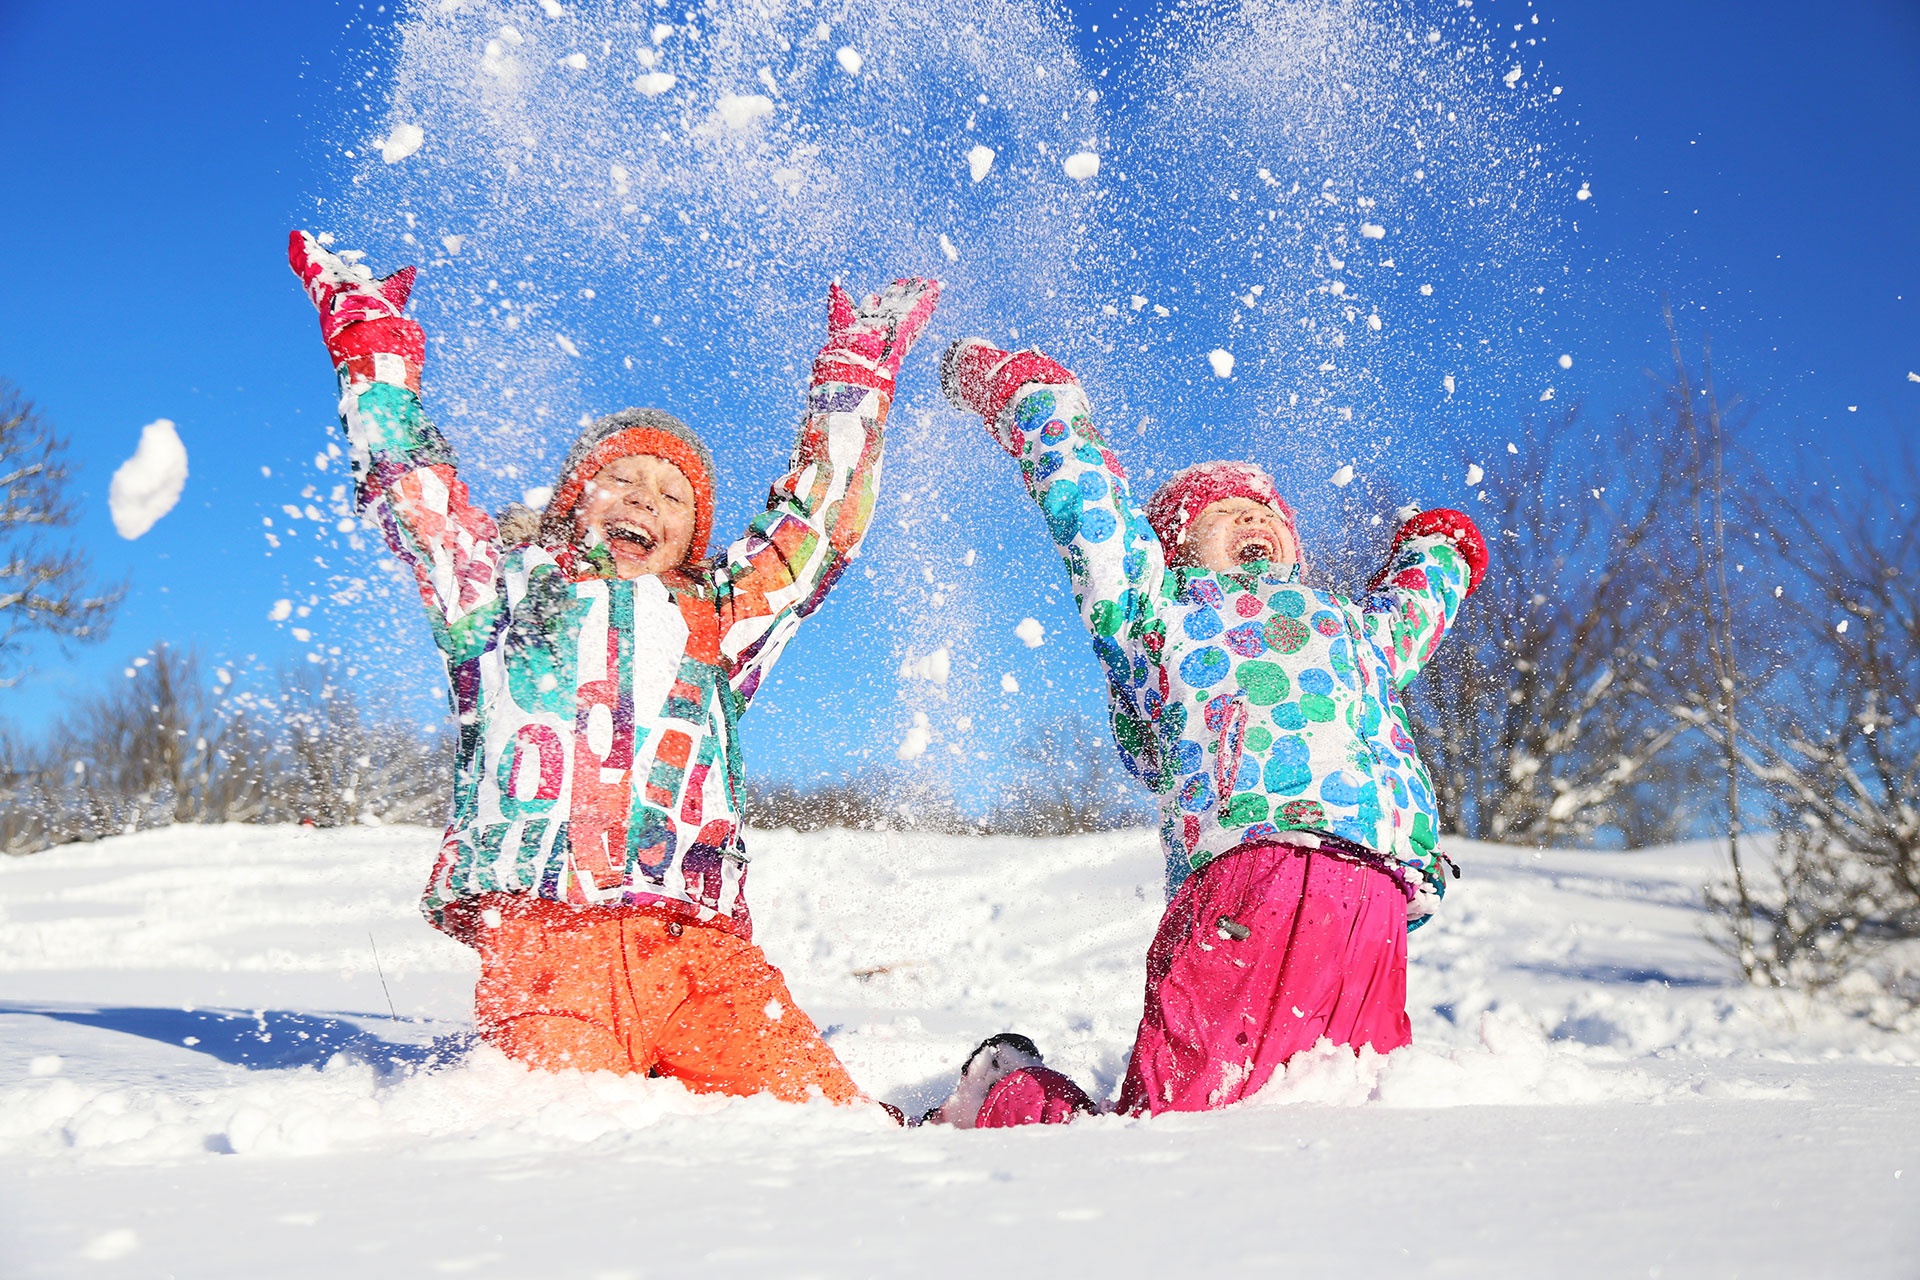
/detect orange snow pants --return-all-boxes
[469,894,861,1104]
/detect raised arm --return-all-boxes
[716,277,940,707]
[288,231,505,661]
[943,343,1172,785]
[1360,508,1489,688]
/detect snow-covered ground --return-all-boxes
[2,823,1915,1276]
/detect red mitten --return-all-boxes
[939,338,1077,456]
[288,229,424,384]
[1378,507,1489,595]
[810,277,942,395]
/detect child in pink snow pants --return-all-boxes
[942,340,1488,1117]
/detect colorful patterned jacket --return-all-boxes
[338,359,888,943]
[1004,381,1482,917]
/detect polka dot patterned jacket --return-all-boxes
[1001,380,1486,925]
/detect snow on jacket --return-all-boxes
[1004,381,1480,913]
[337,359,887,943]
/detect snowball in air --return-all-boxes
[966,144,996,183]
[556,334,582,357]
[1360,223,1385,240]
[1062,151,1100,180]
[1443,374,1456,396]
[1576,182,1592,201]
[1465,464,1484,486]
[939,234,959,262]
[835,47,862,75]
[270,599,293,622]
[109,419,188,539]
[441,234,466,255]
[1015,618,1045,648]
[1207,349,1235,378]
[1001,673,1020,694]
[635,72,677,96]
[1419,283,1433,296]
[380,124,425,164]
[1329,464,1355,487]
[561,52,588,69]
[1558,354,1573,369]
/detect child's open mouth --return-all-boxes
[605,520,658,552]
[1233,533,1276,564]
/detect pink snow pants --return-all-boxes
[1117,842,1412,1115]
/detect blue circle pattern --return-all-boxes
[1182,607,1222,641]
[1178,646,1230,688]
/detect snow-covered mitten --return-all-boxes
[1377,507,1490,596]
[921,1032,1046,1129]
[287,229,423,386]
[939,338,1077,456]
[810,277,942,396]
[1407,852,1459,931]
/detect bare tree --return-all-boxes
[1695,448,1920,1013]
[1400,402,1697,845]
[2,651,450,852]
[0,382,121,683]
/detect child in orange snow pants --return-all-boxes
[472,896,860,1101]
[290,230,939,1102]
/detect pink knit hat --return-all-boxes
[1143,461,1297,556]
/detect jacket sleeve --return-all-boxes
[336,351,506,664]
[1360,508,1487,689]
[1005,382,1171,765]
[711,379,889,708]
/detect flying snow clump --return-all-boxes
[835,47,862,75]
[896,711,932,760]
[1208,349,1235,378]
[635,72,677,96]
[1329,464,1356,488]
[900,646,952,685]
[1062,151,1100,180]
[1015,617,1045,648]
[714,94,774,129]
[966,144,996,183]
[1465,464,1484,486]
[379,124,425,164]
[109,419,188,539]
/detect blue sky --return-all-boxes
[0,0,1913,801]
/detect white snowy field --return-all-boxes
[1,824,1915,1278]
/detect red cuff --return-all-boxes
[1381,507,1488,595]
[985,351,1077,427]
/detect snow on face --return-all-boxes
[109,419,188,540]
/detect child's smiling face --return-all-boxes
[573,453,696,576]
[1179,496,1298,573]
